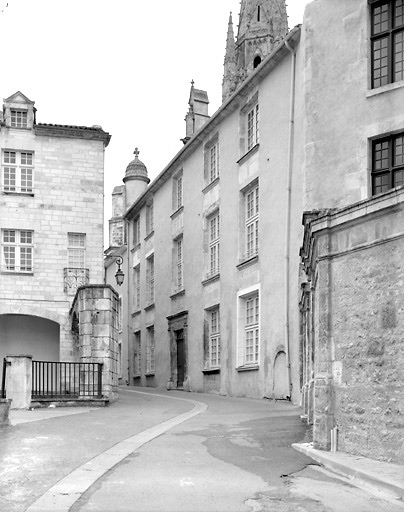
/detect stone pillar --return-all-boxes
[5,355,32,409]
[313,374,334,450]
[0,399,12,426]
[75,285,119,402]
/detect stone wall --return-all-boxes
[300,189,404,462]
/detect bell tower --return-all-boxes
[222,0,288,102]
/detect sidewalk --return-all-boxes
[293,442,404,501]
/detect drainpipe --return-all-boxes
[125,219,131,385]
[284,39,297,400]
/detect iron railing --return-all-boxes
[32,361,103,399]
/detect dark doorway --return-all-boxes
[176,329,185,388]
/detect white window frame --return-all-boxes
[209,307,221,368]
[175,237,184,291]
[1,229,33,273]
[237,285,260,368]
[146,254,155,305]
[68,233,86,268]
[146,202,154,235]
[2,150,34,194]
[117,296,123,333]
[247,104,259,151]
[209,142,219,183]
[245,184,259,259]
[133,265,141,310]
[174,173,183,210]
[208,212,220,278]
[146,325,155,373]
[10,109,28,128]
[133,216,141,247]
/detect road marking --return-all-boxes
[25,390,207,512]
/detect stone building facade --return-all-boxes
[107,0,403,459]
[0,91,111,380]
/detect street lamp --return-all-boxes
[115,256,124,286]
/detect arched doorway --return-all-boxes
[0,314,60,375]
[273,350,289,399]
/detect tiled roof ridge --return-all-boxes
[35,122,106,132]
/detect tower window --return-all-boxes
[253,56,262,69]
[257,5,261,21]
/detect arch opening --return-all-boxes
[253,55,262,69]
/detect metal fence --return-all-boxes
[31,361,103,399]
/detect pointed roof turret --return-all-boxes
[222,12,237,102]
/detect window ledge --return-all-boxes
[202,367,220,374]
[131,310,141,317]
[1,271,34,275]
[144,231,154,241]
[236,364,259,372]
[144,302,155,311]
[367,81,404,98]
[237,144,259,165]
[237,255,258,270]
[202,273,220,286]
[202,177,220,194]
[170,206,184,219]
[145,372,155,377]
[170,289,185,299]
[133,375,141,379]
[131,243,141,252]
[1,191,34,197]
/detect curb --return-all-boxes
[292,442,404,501]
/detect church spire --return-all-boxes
[222,12,237,102]
[222,0,289,102]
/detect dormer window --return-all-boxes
[10,109,28,128]
[253,56,262,69]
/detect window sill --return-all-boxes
[170,289,185,299]
[145,372,155,377]
[366,80,403,98]
[1,271,34,275]
[237,144,259,165]
[133,375,141,379]
[237,254,258,270]
[131,310,141,317]
[236,364,259,372]
[144,230,154,241]
[131,243,141,252]
[202,177,220,194]
[202,273,220,286]
[202,367,220,374]
[144,302,155,311]
[1,191,34,197]
[170,206,184,219]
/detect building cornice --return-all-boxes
[34,123,111,147]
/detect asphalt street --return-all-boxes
[0,387,402,512]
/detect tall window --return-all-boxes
[209,308,221,368]
[10,110,28,128]
[146,254,154,305]
[133,331,141,377]
[175,237,184,290]
[2,150,34,193]
[247,104,259,151]
[244,294,260,365]
[68,233,86,268]
[146,202,154,235]
[208,213,220,277]
[117,297,123,333]
[173,173,183,210]
[133,265,141,310]
[209,142,219,183]
[1,229,33,273]
[245,184,259,259]
[146,326,155,373]
[371,0,404,88]
[133,216,141,247]
[372,132,404,194]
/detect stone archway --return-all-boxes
[273,350,289,399]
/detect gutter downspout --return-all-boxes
[125,219,131,385]
[284,39,297,400]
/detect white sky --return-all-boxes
[0,0,311,246]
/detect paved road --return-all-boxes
[0,387,401,512]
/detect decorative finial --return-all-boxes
[133,147,139,157]
[191,79,195,88]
